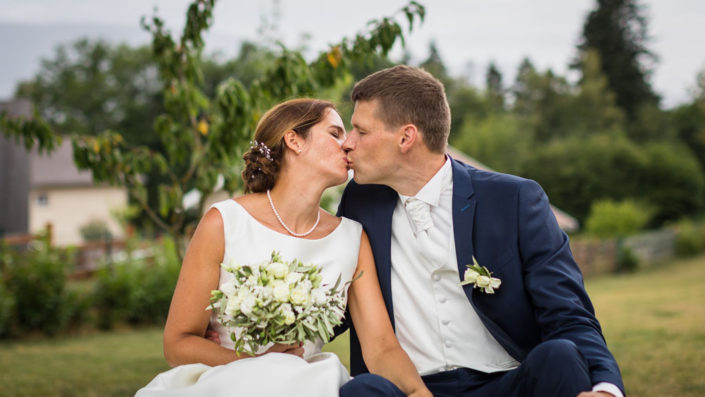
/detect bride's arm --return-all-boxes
[163,208,301,367]
[347,231,431,396]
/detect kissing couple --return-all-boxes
[137,65,624,397]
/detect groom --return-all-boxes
[337,65,624,397]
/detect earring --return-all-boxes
[298,149,302,154]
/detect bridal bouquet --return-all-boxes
[208,251,349,356]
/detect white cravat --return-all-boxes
[403,197,447,266]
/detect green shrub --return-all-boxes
[523,134,647,222]
[79,219,113,242]
[3,242,77,336]
[523,135,705,226]
[675,220,705,257]
[640,143,705,225]
[616,245,639,273]
[585,199,652,238]
[0,281,15,337]
[93,237,179,329]
[93,262,138,330]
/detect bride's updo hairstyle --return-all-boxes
[242,98,335,193]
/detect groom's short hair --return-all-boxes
[351,65,450,153]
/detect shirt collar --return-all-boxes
[399,156,452,207]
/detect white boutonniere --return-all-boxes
[459,256,501,294]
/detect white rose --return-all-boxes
[260,286,273,300]
[225,296,241,316]
[476,275,491,288]
[311,288,328,306]
[220,279,238,297]
[300,279,313,291]
[490,277,501,289]
[279,304,296,325]
[463,268,480,284]
[290,286,310,306]
[238,288,252,301]
[267,262,289,279]
[240,295,256,315]
[272,281,290,302]
[285,272,303,284]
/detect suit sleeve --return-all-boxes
[332,183,353,337]
[517,179,624,393]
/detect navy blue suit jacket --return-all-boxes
[337,157,624,393]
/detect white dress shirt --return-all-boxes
[390,157,623,397]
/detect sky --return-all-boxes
[1,0,704,109]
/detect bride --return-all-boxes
[136,98,430,396]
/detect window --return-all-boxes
[37,193,49,207]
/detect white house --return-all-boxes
[1,99,127,246]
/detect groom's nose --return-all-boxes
[342,135,355,152]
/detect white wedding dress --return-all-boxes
[136,199,362,397]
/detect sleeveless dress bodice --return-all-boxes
[208,199,362,357]
[136,199,362,397]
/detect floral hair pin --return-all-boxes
[458,256,501,294]
[250,140,273,161]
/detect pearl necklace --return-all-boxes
[267,189,320,237]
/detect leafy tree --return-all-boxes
[578,0,658,120]
[524,134,704,225]
[523,134,647,222]
[1,0,426,259]
[511,58,574,142]
[14,40,163,147]
[639,141,705,225]
[671,69,705,174]
[452,113,528,175]
[571,48,626,135]
[419,41,450,84]
[446,83,486,142]
[485,62,505,112]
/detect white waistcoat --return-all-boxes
[390,158,519,375]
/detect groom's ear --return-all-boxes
[398,124,418,154]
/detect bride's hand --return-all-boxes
[260,342,305,358]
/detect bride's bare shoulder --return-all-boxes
[233,193,265,207]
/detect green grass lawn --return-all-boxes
[1,255,704,396]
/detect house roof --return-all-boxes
[30,138,94,188]
[447,146,579,232]
[0,99,32,116]
[1,99,94,188]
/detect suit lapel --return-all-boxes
[367,188,398,327]
[450,158,477,303]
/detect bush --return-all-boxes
[0,281,15,337]
[523,134,647,222]
[523,135,705,226]
[3,241,78,336]
[93,237,179,329]
[675,220,705,257]
[585,199,652,238]
[452,114,530,174]
[616,245,639,273]
[640,143,705,225]
[79,219,113,242]
[93,262,138,330]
